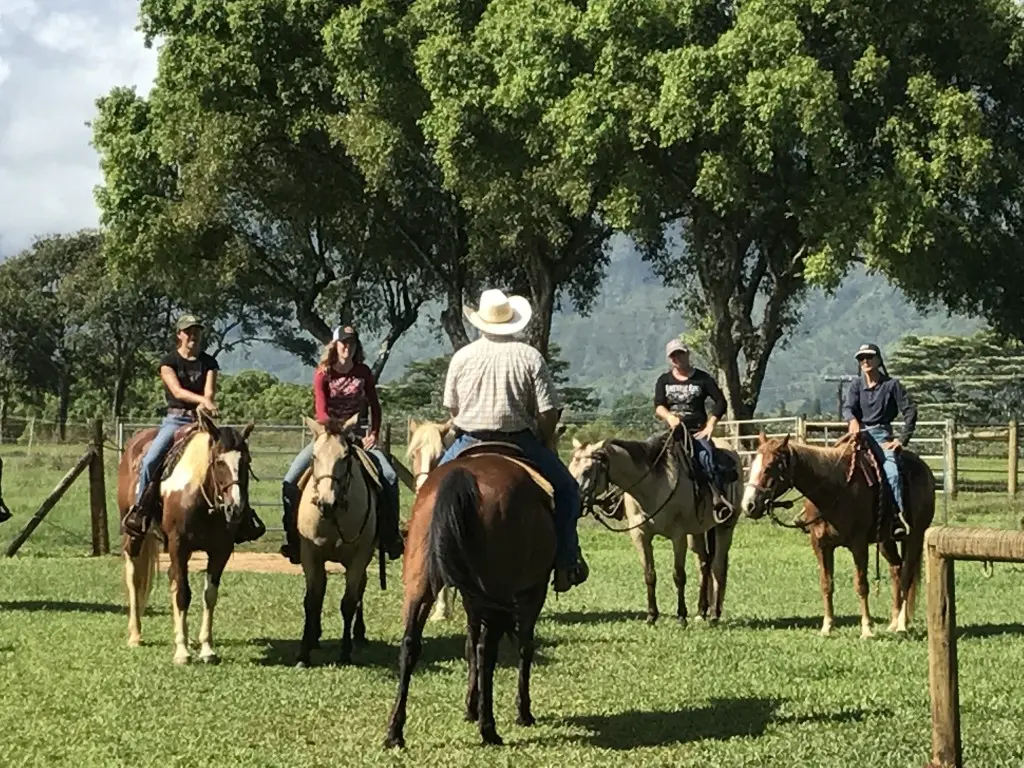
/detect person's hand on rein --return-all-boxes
[362,432,378,450]
[197,399,219,418]
[883,439,902,451]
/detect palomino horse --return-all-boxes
[296,414,379,667]
[740,432,935,638]
[385,450,556,748]
[568,432,741,625]
[406,418,566,623]
[118,411,254,664]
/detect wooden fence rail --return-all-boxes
[925,526,1024,768]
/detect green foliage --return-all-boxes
[888,330,1024,423]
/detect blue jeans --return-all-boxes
[862,425,903,512]
[282,441,399,517]
[438,430,581,570]
[692,436,725,492]
[134,415,195,505]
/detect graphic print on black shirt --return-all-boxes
[160,350,219,412]
[654,368,727,432]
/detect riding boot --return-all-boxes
[234,505,266,544]
[279,484,301,564]
[553,550,589,593]
[892,506,910,540]
[380,487,404,560]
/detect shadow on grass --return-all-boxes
[560,698,880,749]
[958,622,1024,639]
[252,632,557,670]
[0,600,155,616]
[544,610,646,626]
[729,615,863,631]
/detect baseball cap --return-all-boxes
[175,314,204,332]
[665,338,690,358]
[855,343,881,360]
[332,325,358,343]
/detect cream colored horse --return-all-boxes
[569,433,741,625]
[405,418,566,622]
[296,414,378,666]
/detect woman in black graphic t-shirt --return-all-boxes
[122,314,264,544]
[653,338,732,516]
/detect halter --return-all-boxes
[198,441,255,516]
[310,437,371,545]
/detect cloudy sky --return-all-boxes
[0,0,157,255]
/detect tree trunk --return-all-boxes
[111,367,128,421]
[440,284,470,351]
[524,248,557,360]
[0,394,7,444]
[57,374,71,443]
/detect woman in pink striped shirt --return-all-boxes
[279,326,402,564]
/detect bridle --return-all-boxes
[199,441,256,517]
[311,435,370,544]
[742,444,809,530]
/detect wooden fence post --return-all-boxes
[944,417,958,502]
[1009,419,1019,499]
[795,415,807,443]
[89,417,109,556]
[926,533,962,768]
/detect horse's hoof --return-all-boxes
[516,713,536,727]
[296,657,310,669]
[173,652,191,666]
[820,626,833,637]
[707,616,720,627]
[645,614,658,626]
[353,635,367,647]
[384,733,405,750]
[887,622,899,633]
[199,651,220,665]
[676,616,688,628]
[127,636,142,648]
[480,728,504,746]
[860,628,875,640]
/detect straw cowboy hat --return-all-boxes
[463,289,533,336]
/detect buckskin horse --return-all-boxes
[740,432,935,638]
[118,410,255,664]
[568,432,741,626]
[406,418,566,624]
[295,414,380,667]
[385,443,557,748]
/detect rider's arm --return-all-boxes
[842,377,862,430]
[704,374,727,433]
[653,374,678,427]
[536,409,559,446]
[204,365,218,405]
[159,366,207,408]
[363,367,383,438]
[313,367,330,423]
[894,380,917,446]
[442,356,460,417]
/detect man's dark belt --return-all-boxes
[166,407,198,420]
[455,427,531,442]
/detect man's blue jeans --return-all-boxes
[134,415,195,505]
[438,429,581,570]
[862,425,903,512]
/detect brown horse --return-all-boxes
[118,411,254,663]
[740,432,935,638]
[384,452,556,748]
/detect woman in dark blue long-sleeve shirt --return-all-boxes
[841,343,918,537]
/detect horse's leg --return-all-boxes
[167,535,192,665]
[125,531,157,647]
[430,585,454,622]
[476,612,506,746]
[515,583,546,727]
[710,523,733,623]
[463,600,481,722]
[353,570,368,646]
[630,528,658,625]
[813,535,836,636]
[690,533,709,621]
[198,547,230,664]
[896,529,926,633]
[384,591,435,749]
[672,532,691,627]
[339,556,371,665]
[851,542,874,639]
[879,539,903,632]
[299,556,327,668]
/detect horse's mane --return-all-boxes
[216,425,249,452]
[606,433,672,471]
[406,421,447,461]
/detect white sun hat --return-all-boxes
[463,289,533,336]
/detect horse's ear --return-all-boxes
[572,437,583,450]
[305,417,324,438]
[780,434,790,448]
[758,431,767,446]
[342,413,359,432]
[555,423,567,438]
[240,420,255,441]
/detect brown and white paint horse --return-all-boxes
[569,433,741,625]
[740,432,935,638]
[118,412,254,664]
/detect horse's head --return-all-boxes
[197,409,255,522]
[740,432,793,519]
[406,418,455,491]
[305,414,359,512]
[568,437,611,506]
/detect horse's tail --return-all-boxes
[427,467,511,614]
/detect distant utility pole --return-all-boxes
[824,375,857,420]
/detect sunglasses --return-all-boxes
[857,354,877,362]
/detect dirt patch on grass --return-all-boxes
[157,551,344,575]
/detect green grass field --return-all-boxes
[1,440,1023,766]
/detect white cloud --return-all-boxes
[0,0,157,255]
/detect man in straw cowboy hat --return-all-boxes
[436,288,589,593]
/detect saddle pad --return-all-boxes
[459,452,555,501]
[160,423,204,482]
